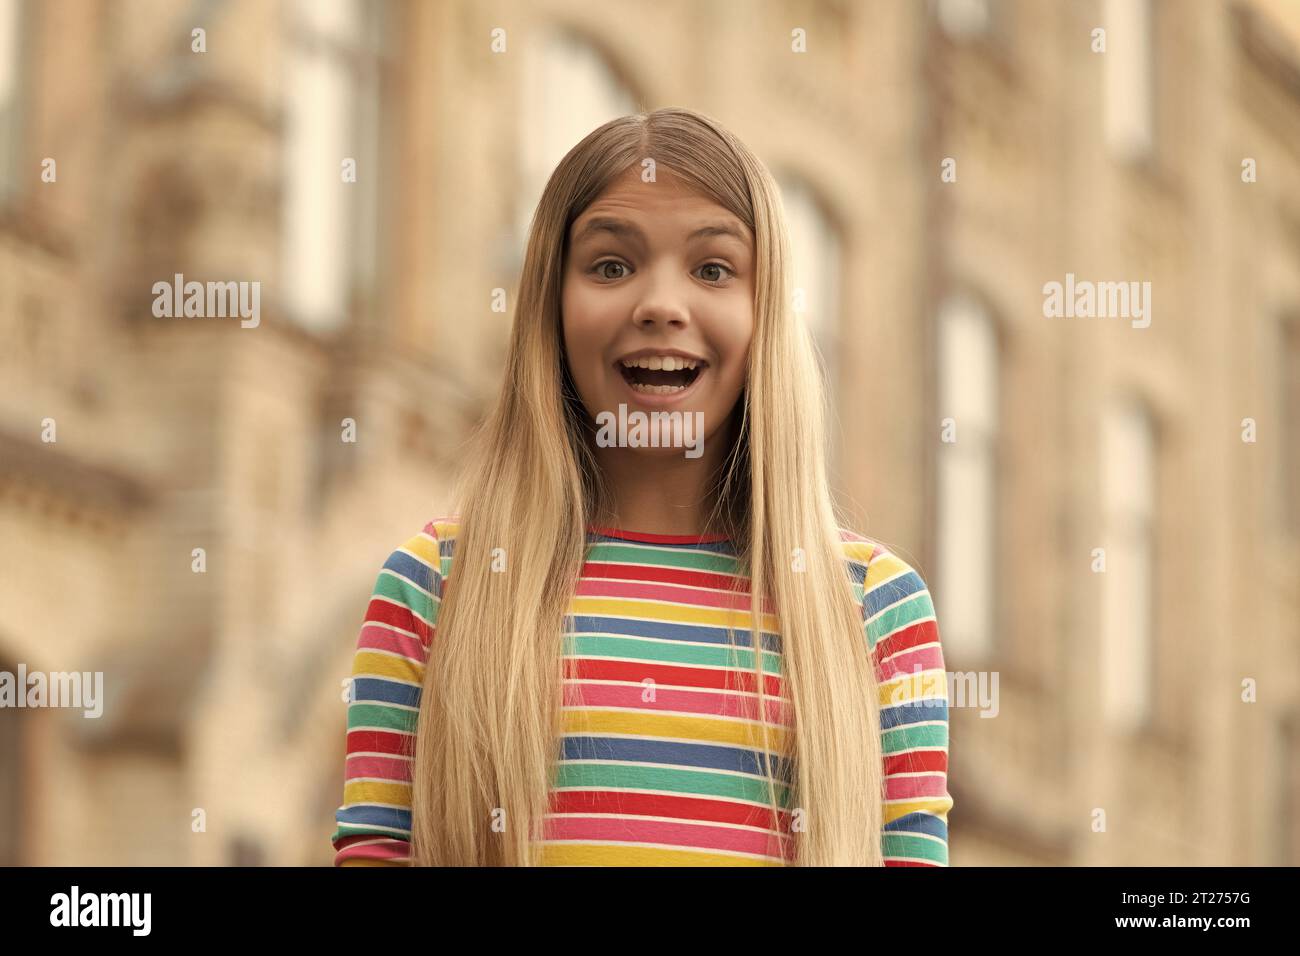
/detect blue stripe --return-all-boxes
[884,810,949,839]
[880,698,949,730]
[383,549,437,594]
[586,533,738,553]
[353,676,422,709]
[863,570,927,618]
[560,735,793,779]
[569,615,783,652]
[335,805,412,832]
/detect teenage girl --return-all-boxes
[332,107,953,867]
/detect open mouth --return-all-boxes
[617,356,706,395]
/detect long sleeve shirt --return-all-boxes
[331,518,953,866]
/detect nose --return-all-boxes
[631,278,691,331]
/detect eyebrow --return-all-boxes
[571,216,750,249]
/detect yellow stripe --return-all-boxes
[352,650,423,682]
[537,843,783,866]
[865,552,913,588]
[562,708,790,751]
[343,780,411,806]
[840,540,876,564]
[571,596,776,632]
[884,799,953,826]
[401,532,441,565]
[878,669,948,707]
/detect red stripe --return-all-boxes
[582,561,749,594]
[885,859,939,867]
[587,526,731,544]
[364,597,432,644]
[346,729,414,757]
[873,617,938,663]
[549,789,791,829]
[566,657,785,696]
[884,750,948,776]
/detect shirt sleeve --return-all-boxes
[862,547,954,866]
[331,521,443,866]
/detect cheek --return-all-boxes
[715,321,753,396]
[560,311,613,413]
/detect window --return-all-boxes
[280,0,389,333]
[1280,315,1300,537]
[1099,399,1157,731]
[935,0,992,39]
[0,0,24,204]
[1102,0,1155,162]
[935,293,999,663]
[778,174,842,407]
[515,31,637,262]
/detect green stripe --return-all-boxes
[882,832,947,864]
[333,823,411,841]
[373,570,435,622]
[868,591,935,646]
[882,721,947,753]
[348,703,418,733]
[564,633,784,675]
[553,762,792,805]
[585,542,741,574]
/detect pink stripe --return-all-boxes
[877,644,945,677]
[337,840,410,864]
[345,754,412,780]
[564,681,792,724]
[543,815,790,857]
[883,773,950,800]
[358,624,425,661]
[574,578,773,614]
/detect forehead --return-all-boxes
[569,171,752,247]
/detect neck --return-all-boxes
[591,416,736,536]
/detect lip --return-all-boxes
[613,361,708,409]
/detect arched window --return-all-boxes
[0,0,25,204]
[1279,314,1300,538]
[935,0,993,38]
[515,31,637,259]
[1099,398,1157,731]
[280,0,390,333]
[1102,0,1155,162]
[777,174,842,408]
[935,293,999,663]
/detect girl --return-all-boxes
[331,107,953,867]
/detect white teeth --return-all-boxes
[619,356,701,370]
[627,382,687,394]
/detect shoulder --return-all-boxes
[371,515,461,616]
[835,528,938,657]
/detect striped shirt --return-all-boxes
[331,517,953,866]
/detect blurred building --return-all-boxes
[0,0,1296,865]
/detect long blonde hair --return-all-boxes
[411,107,884,866]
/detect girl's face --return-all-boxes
[561,167,755,453]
